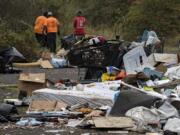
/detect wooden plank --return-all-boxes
[93,117,134,128]
[13,61,40,68]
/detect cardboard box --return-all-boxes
[18,73,46,96]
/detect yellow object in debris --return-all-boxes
[101,73,116,82]
[143,86,154,91]
[78,108,93,114]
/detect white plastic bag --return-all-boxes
[164,118,180,133]
[125,106,160,124]
[146,36,160,46]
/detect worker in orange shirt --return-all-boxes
[44,11,60,53]
[34,12,47,47]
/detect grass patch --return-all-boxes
[164,33,180,53]
[0,86,19,103]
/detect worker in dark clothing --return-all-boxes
[34,12,47,47]
[73,10,87,40]
[44,11,60,53]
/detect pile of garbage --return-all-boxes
[1,47,179,134]
[1,35,180,134]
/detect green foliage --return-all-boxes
[122,0,180,40]
[0,21,39,61]
[0,0,179,60]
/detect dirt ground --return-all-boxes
[0,126,143,135]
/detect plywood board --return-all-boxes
[93,117,134,128]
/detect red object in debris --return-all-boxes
[57,80,64,84]
[73,16,86,36]
[97,36,106,44]
[116,70,127,80]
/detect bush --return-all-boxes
[122,0,180,40]
[0,0,179,59]
[0,22,39,61]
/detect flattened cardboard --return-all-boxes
[29,101,67,112]
[19,73,45,83]
[93,117,134,128]
[29,100,56,111]
[40,60,53,69]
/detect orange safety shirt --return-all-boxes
[34,16,47,34]
[45,17,60,33]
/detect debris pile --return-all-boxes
[1,36,180,134]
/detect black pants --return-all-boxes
[47,33,57,53]
[35,33,47,47]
